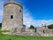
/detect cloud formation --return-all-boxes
[23,7,53,28]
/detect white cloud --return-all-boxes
[23,7,53,28]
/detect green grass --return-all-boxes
[1,30,10,32]
[0,29,10,34]
[0,34,53,40]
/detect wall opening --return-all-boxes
[35,28,37,32]
[11,15,13,19]
[19,9,22,12]
[43,30,45,33]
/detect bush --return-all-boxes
[0,23,2,28]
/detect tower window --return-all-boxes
[19,9,22,12]
[43,30,45,33]
[11,15,13,19]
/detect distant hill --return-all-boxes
[47,24,53,29]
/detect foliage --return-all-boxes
[47,24,53,29]
[0,29,1,34]
[29,25,35,29]
[0,23,2,28]
[23,24,26,28]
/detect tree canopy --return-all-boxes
[29,25,35,29]
[47,24,53,29]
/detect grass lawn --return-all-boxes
[0,34,53,40]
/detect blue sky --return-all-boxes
[0,0,53,27]
[22,0,53,20]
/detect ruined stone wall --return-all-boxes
[36,27,53,36]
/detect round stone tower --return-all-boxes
[2,0,23,33]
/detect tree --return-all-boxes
[23,24,26,28]
[29,25,35,29]
[47,24,53,29]
[0,23,2,29]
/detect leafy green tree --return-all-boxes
[29,25,35,29]
[47,24,53,29]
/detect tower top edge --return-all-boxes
[4,2,23,8]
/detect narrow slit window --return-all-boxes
[43,30,45,33]
[11,15,13,19]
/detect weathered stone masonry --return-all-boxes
[2,0,23,33]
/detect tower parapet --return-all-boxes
[4,0,22,8]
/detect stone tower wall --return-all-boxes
[2,2,23,32]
